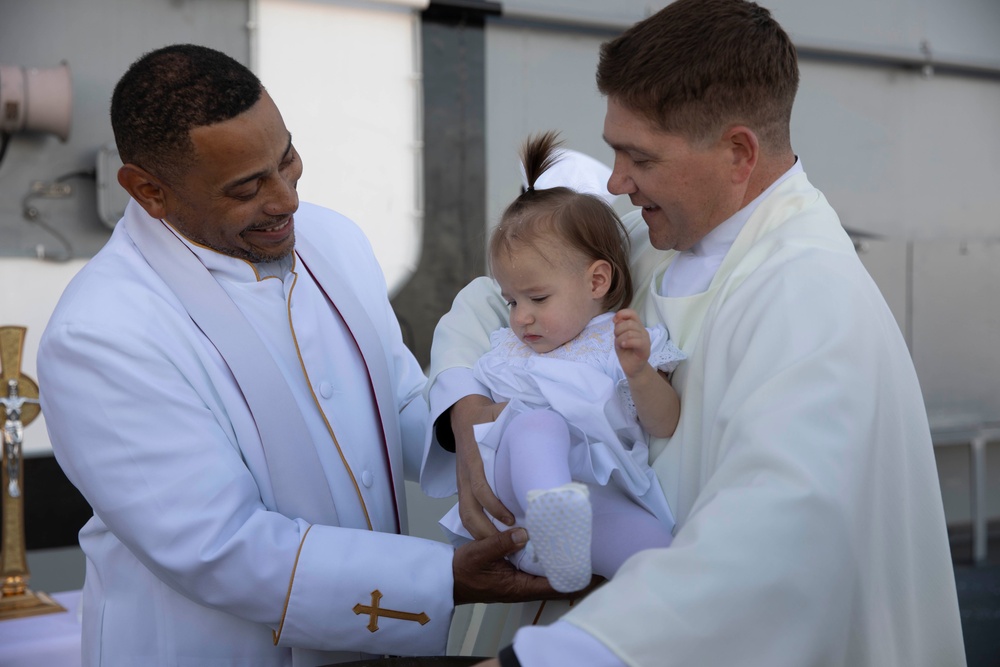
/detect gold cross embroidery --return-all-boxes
[353,589,429,633]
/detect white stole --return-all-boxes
[124,201,407,531]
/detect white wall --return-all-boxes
[485,23,619,229]
[256,0,426,296]
[0,260,86,456]
[793,59,1000,240]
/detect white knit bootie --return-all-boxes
[525,482,592,593]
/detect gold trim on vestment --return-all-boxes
[285,262,374,531]
[273,524,312,645]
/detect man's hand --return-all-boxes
[454,527,598,605]
[451,395,514,538]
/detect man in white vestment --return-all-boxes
[37,44,562,667]
[420,1,968,666]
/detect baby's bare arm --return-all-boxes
[614,309,681,438]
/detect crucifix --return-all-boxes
[353,589,429,633]
[2,378,37,499]
[0,325,64,620]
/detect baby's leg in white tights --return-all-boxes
[493,410,591,592]
[493,409,573,516]
[588,483,673,578]
[492,410,672,589]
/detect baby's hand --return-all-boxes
[614,309,651,378]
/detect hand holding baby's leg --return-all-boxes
[494,410,592,591]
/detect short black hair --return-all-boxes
[110,44,263,181]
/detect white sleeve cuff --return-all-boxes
[513,620,625,667]
[429,367,491,426]
[419,368,491,498]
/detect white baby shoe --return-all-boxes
[525,482,592,593]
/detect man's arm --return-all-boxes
[421,276,515,536]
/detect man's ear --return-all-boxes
[723,125,759,185]
[117,164,169,220]
[589,259,613,300]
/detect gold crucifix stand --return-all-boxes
[0,325,64,620]
[353,589,429,632]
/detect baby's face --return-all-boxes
[493,240,606,354]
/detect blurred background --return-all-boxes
[1,0,998,662]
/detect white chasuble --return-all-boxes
[425,172,965,666]
[563,173,966,666]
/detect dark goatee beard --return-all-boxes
[239,241,295,264]
[211,229,295,264]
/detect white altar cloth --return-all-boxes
[0,589,81,667]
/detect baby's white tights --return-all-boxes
[493,409,672,589]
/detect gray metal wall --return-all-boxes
[0,0,250,260]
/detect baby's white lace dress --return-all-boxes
[438,312,685,545]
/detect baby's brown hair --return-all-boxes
[490,131,633,311]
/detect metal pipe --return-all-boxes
[492,9,1000,81]
[794,37,1000,81]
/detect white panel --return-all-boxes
[258,0,422,295]
[769,0,1000,65]
[924,0,1000,64]
[912,237,1000,523]
[853,238,909,344]
[792,59,1000,240]
[912,239,1000,423]
[500,0,650,27]
[485,23,616,233]
[0,259,88,456]
[367,0,428,8]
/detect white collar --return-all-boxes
[661,158,803,297]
